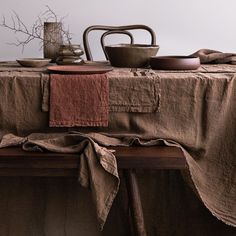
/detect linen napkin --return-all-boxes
[49,73,109,127]
[0,132,119,230]
[190,49,236,64]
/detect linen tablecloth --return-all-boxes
[0,62,235,229]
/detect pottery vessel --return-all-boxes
[43,22,63,62]
[105,44,159,68]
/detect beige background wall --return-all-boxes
[0,0,236,60]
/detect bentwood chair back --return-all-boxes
[82,24,156,61]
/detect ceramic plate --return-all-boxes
[47,65,113,74]
[17,58,51,67]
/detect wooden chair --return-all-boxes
[82,24,157,61]
[0,145,186,236]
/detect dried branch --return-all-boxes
[0,6,72,52]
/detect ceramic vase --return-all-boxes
[43,22,63,62]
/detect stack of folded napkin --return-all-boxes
[190,49,236,64]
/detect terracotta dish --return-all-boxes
[150,56,200,70]
[16,58,51,67]
[47,65,113,74]
[105,44,159,68]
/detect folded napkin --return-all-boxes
[42,70,160,114]
[50,73,109,127]
[190,49,236,64]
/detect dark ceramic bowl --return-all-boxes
[150,56,200,70]
[105,44,159,68]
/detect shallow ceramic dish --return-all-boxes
[150,56,200,70]
[47,65,113,74]
[56,56,84,65]
[16,58,51,67]
[105,44,159,68]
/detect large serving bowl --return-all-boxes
[105,44,159,68]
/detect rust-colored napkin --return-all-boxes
[190,49,236,64]
[49,74,109,127]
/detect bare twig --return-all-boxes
[0,6,72,52]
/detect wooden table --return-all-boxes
[0,146,186,236]
[1,63,235,235]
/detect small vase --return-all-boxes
[43,22,63,62]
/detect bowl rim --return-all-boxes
[105,43,160,49]
[16,58,52,62]
[150,56,199,60]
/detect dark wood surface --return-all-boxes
[0,146,187,176]
[124,169,147,236]
[0,147,234,236]
[0,146,187,236]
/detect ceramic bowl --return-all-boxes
[105,44,159,68]
[16,58,51,67]
[150,56,200,70]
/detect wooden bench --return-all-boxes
[0,146,187,236]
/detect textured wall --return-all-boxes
[0,0,236,60]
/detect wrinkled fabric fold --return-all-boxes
[108,70,160,112]
[190,49,236,64]
[0,132,119,229]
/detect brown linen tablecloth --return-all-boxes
[0,62,235,229]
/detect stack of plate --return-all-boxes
[56,44,84,65]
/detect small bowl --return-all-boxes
[16,58,51,67]
[105,44,159,68]
[150,56,200,70]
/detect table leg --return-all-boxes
[124,169,147,236]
